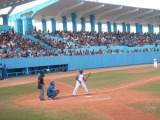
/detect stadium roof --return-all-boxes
[2,0,160,26]
[31,0,160,26]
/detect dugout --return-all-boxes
[7,64,68,78]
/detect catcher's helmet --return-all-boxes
[50,80,55,86]
[79,69,83,73]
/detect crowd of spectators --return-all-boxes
[47,30,160,47]
[0,30,55,58]
[31,29,160,55]
[0,28,160,58]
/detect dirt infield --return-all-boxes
[1,64,160,120]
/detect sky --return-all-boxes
[0,0,160,32]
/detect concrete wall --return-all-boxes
[0,25,11,31]
[0,52,159,71]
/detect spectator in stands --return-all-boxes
[29,68,34,74]
[21,69,26,75]
[2,64,8,80]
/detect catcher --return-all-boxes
[47,80,60,100]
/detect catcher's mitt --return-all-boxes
[55,90,60,93]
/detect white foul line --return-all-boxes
[91,97,111,101]
[105,76,160,93]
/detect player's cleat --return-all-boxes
[86,93,90,96]
[48,97,54,100]
[40,99,45,101]
[72,95,75,97]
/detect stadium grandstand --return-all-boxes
[0,0,160,78]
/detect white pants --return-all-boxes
[154,62,158,68]
[72,81,89,95]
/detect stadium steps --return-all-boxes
[45,34,77,46]
[23,35,56,51]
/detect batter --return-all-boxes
[72,70,90,96]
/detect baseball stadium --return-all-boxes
[0,0,160,120]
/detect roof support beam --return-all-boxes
[8,6,15,15]
[95,6,123,22]
[57,2,84,20]
[77,4,105,20]
[112,8,138,22]
[141,12,160,23]
[126,10,153,23]
[7,0,35,16]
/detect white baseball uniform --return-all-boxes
[153,58,158,68]
[72,73,89,96]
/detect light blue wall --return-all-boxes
[0,25,11,31]
[0,52,159,71]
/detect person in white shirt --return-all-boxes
[153,58,158,68]
[72,70,90,96]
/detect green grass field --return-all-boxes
[58,67,159,89]
[0,66,160,120]
[127,80,160,118]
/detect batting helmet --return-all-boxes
[79,69,83,74]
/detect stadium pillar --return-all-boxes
[122,22,126,33]
[113,23,117,33]
[24,17,33,35]
[51,18,56,31]
[135,23,140,33]
[2,14,8,25]
[98,22,102,32]
[148,24,151,33]
[90,14,95,32]
[71,12,77,31]
[107,21,112,32]
[26,68,29,75]
[139,24,141,33]
[42,19,47,32]
[139,24,143,33]
[15,18,23,34]
[62,16,67,31]
[141,24,143,33]
[151,25,154,34]
[80,17,85,32]
[127,23,130,33]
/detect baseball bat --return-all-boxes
[86,72,91,81]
